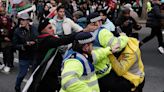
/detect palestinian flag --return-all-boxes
[12,0,36,15]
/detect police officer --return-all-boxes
[86,12,129,92]
[60,32,100,92]
[109,37,145,92]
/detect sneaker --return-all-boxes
[23,78,28,83]
[0,64,5,70]
[139,41,144,47]
[2,66,10,73]
[15,87,21,92]
[158,46,164,54]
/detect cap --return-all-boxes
[87,12,102,23]
[38,19,50,33]
[122,8,130,14]
[73,11,84,18]
[75,32,95,44]
[124,3,133,11]
[19,13,30,20]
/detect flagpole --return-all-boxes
[6,0,8,13]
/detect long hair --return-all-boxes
[0,16,12,31]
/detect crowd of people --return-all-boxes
[0,0,164,92]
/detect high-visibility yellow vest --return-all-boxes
[92,27,129,78]
[109,38,145,91]
[60,51,100,92]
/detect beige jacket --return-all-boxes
[50,16,83,35]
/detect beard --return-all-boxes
[124,16,130,20]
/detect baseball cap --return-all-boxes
[87,12,102,23]
[19,13,30,20]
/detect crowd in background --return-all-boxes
[0,0,142,72]
[0,0,163,92]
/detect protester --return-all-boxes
[78,1,90,16]
[13,13,38,92]
[0,6,5,16]
[123,3,139,21]
[71,0,78,12]
[90,1,98,13]
[49,5,83,55]
[24,18,79,92]
[115,8,142,39]
[36,1,44,18]
[49,0,57,12]
[140,0,164,54]
[39,4,50,23]
[50,5,83,36]
[46,0,57,18]
[0,16,14,73]
[123,3,141,39]
[73,11,87,28]
[98,9,115,32]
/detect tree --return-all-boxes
[141,0,148,19]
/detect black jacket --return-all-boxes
[115,16,141,36]
[13,25,38,60]
[146,3,164,27]
[27,33,77,92]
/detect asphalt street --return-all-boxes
[0,26,164,92]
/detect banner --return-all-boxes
[12,0,36,15]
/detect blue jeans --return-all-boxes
[15,59,31,90]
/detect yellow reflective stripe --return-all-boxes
[107,37,115,47]
[87,80,98,87]
[63,78,79,90]
[129,52,144,77]
[80,72,95,80]
[76,53,91,74]
[61,71,77,79]
[93,46,101,49]
[91,52,97,64]
[95,64,110,74]
[117,38,121,48]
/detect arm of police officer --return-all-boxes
[91,45,120,64]
[99,29,128,50]
[91,47,111,64]
[61,59,92,92]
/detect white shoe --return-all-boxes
[2,66,10,73]
[158,46,164,54]
[0,64,5,70]
[23,78,28,83]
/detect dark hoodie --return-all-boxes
[146,3,164,27]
